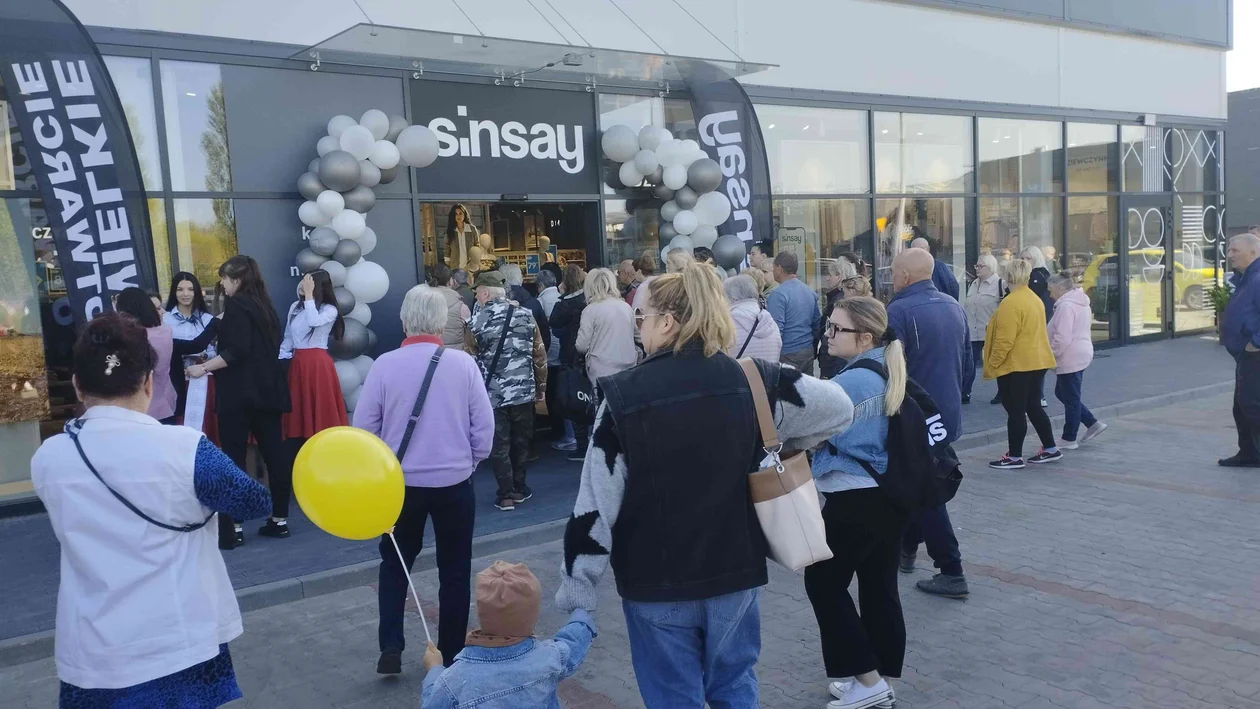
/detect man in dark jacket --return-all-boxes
[911,236,959,301]
[887,248,971,599]
[500,263,550,353]
[1220,233,1260,467]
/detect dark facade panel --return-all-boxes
[1227,90,1260,232]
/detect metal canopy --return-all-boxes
[294,24,775,87]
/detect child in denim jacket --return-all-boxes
[421,561,596,709]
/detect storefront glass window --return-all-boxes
[1067,123,1118,193]
[160,61,232,193]
[772,199,872,295]
[1122,125,1162,192]
[978,118,1062,193]
[756,105,868,194]
[103,56,164,191]
[598,95,695,197]
[1171,194,1221,333]
[0,100,13,191]
[605,198,667,267]
[979,197,1063,271]
[874,112,973,194]
[874,198,969,298]
[149,200,172,296]
[1067,196,1119,342]
[173,199,237,293]
[1165,128,1221,193]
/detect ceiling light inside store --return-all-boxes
[803,125,809,130]
[767,124,775,129]
[916,132,923,136]
[881,129,888,134]
[186,92,196,97]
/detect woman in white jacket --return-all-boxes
[964,254,1003,404]
[1046,273,1107,449]
[724,274,783,360]
[576,268,639,383]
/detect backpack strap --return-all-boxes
[845,357,888,380]
[737,358,780,451]
[484,304,516,387]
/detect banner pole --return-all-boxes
[388,531,433,645]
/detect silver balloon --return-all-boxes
[675,186,699,210]
[308,158,321,173]
[295,247,328,273]
[342,185,376,213]
[366,327,378,352]
[308,226,339,256]
[712,234,747,270]
[659,222,677,242]
[297,171,324,201]
[653,184,675,201]
[385,114,409,142]
[329,318,369,359]
[601,125,639,162]
[647,165,664,186]
[378,164,399,185]
[333,286,356,316]
[691,224,719,249]
[318,151,362,192]
[358,160,381,188]
[660,200,680,222]
[333,238,362,267]
[687,158,723,194]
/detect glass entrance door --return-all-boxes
[1121,195,1174,341]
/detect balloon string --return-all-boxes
[388,531,432,646]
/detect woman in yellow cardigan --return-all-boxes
[983,259,1061,470]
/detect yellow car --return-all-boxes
[1081,250,1210,311]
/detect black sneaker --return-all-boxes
[899,552,916,574]
[235,527,245,546]
[258,519,290,538]
[961,394,971,404]
[1217,454,1260,468]
[566,450,584,462]
[376,651,402,675]
[989,454,1025,470]
[494,497,516,511]
[916,573,969,599]
[1028,448,1063,464]
[989,394,1001,405]
[511,486,533,503]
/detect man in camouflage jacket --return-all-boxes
[467,271,547,510]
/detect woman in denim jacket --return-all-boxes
[807,296,910,709]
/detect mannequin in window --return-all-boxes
[537,235,555,264]
[446,204,479,270]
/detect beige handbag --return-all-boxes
[739,359,833,571]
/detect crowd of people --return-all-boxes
[33,234,1123,709]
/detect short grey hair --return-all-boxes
[723,274,760,303]
[499,263,524,286]
[1230,233,1260,252]
[825,258,857,280]
[537,270,557,289]
[583,268,619,304]
[977,253,999,275]
[400,285,447,336]
[479,285,506,301]
[1047,272,1075,291]
[452,268,469,286]
[1020,245,1047,270]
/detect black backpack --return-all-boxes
[845,359,963,511]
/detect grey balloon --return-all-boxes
[333,286,356,316]
[318,150,362,192]
[385,115,409,142]
[675,186,699,210]
[712,234,747,270]
[308,158,321,173]
[297,171,325,201]
[646,165,664,186]
[653,184,675,201]
[329,318,369,359]
[377,164,399,185]
[295,247,329,273]
[333,238,362,267]
[686,158,723,194]
[308,226,339,256]
[659,222,677,242]
[342,185,376,213]
[366,327,378,352]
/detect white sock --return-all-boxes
[273,518,287,526]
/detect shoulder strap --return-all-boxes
[736,310,761,358]
[846,357,888,380]
[737,358,780,450]
[484,304,516,387]
[396,347,445,460]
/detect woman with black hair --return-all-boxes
[164,272,219,437]
[186,256,291,550]
[272,270,348,538]
[32,313,270,707]
[445,203,478,270]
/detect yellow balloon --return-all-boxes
[293,426,403,540]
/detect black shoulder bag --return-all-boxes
[65,419,214,533]
[483,304,517,388]
[736,309,762,358]
[395,347,446,460]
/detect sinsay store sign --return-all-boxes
[410,80,598,195]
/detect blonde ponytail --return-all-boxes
[882,339,907,416]
[647,263,736,357]
[834,296,905,415]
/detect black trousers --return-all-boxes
[804,488,909,679]
[1234,352,1260,460]
[378,480,475,667]
[489,403,534,499]
[997,369,1055,458]
[217,409,289,545]
[901,503,964,576]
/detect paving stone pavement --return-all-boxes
[4,393,1259,708]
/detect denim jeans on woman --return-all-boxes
[622,589,761,709]
[1054,370,1097,441]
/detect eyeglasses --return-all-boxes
[634,309,667,329]
[826,322,860,338]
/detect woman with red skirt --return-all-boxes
[271,270,348,538]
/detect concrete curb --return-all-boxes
[0,518,568,669]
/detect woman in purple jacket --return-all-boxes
[353,285,495,675]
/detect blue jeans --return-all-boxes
[1055,370,1097,441]
[622,589,761,709]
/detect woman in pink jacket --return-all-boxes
[1046,274,1107,449]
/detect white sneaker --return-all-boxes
[1058,439,1079,450]
[827,678,893,709]
[1080,421,1108,444]
[550,439,577,451]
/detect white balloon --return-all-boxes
[668,234,695,253]
[662,164,688,190]
[347,302,373,327]
[656,139,683,167]
[327,115,357,138]
[331,209,366,240]
[660,200,680,222]
[316,135,340,157]
[316,190,345,217]
[638,125,664,152]
[356,226,378,256]
[673,209,698,235]
[344,260,390,304]
[683,150,708,167]
[344,384,363,413]
[695,191,733,226]
[633,149,659,176]
[351,354,374,380]
[396,125,439,168]
[340,125,375,161]
[368,140,401,170]
[618,161,643,188]
[319,259,347,287]
[298,201,329,227]
[601,125,640,162]
[656,127,674,149]
[680,139,700,155]
[358,160,381,188]
[333,359,362,398]
[359,109,390,141]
